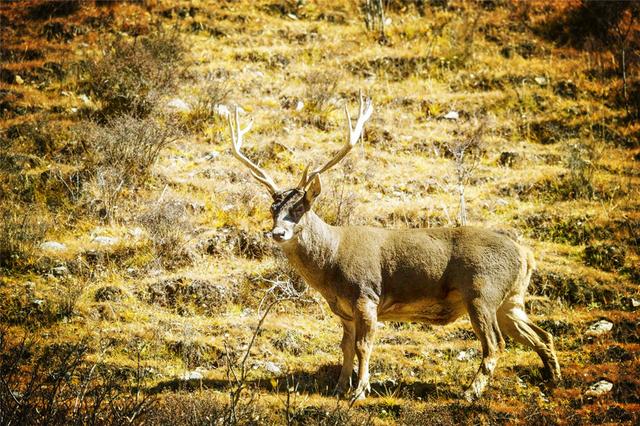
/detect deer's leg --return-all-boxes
[335,319,355,395]
[497,302,561,383]
[352,298,377,401]
[464,299,502,401]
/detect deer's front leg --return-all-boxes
[335,320,355,395]
[352,298,377,401]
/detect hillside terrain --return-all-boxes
[0,0,639,424]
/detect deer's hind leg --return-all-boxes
[497,300,561,383]
[464,298,504,401]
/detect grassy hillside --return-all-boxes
[1,0,638,424]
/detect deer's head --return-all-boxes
[228,92,373,243]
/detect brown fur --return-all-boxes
[278,204,561,401]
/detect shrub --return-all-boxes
[138,199,194,269]
[77,114,179,220]
[86,32,185,118]
[181,80,231,133]
[584,242,626,271]
[0,332,155,425]
[301,71,340,130]
[0,207,47,270]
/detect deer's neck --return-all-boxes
[279,211,339,287]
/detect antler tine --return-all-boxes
[298,93,374,189]
[228,107,279,195]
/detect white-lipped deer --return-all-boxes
[227,93,561,401]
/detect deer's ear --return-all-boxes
[305,175,322,205]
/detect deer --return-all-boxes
[226,92,561,401]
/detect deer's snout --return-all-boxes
[270,227,289,242]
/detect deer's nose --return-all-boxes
[271,228,286,241]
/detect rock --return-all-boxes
[79,93,91,105]
[586,319,614,336]
[631,298,640,309]
[92,236,119,245]
[534,76,547,86]
[443,110,459,120]
[204,151,219,161]
[263,361,282,375]
[181,370,203,381]
[295,100,304,112]
[456,348,478,361]
[40,241,66,251]
[15,75,24,85]
[128,227,144,239]
[166,98,191,112]
[585,380,613,397]
[52,265,69,276]
[499,151,523,167]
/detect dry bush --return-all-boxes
[182,80,231,133]
[445,117,486,226]
[77,114,179,220]
[0,333,155,425]
[0,207,48,270]
[138,199,194,269]
[301,71,340,130]
[85,32,185,118]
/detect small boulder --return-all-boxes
[263,361,282,375]
[181,370,203,381]
[534,76,547,86]
[52,265,69,276]
[585,380,613,397]
[443,110,459,120]
[586,319,614,336]
[92,235,119,246]
[167,98,191,112]
[40,241,66,251]
[456,348,478,362]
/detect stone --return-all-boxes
[204,151,220,161]
[166,98,191,112]
[585,380,613,397]
[444,110,459,120]
[128,227,144,239]
[79,94,91,105]
[92,236,119,245]
[181,370,203,381]
[586,319,614,336]
[534,76,547,86]
[263,361,282,375]
[40,241,66,251]
[456,348,478,362]
[52,265,68,276]
[295,100,304,112]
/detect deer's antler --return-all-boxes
[228,108,279,195]
[298,91,374,189]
